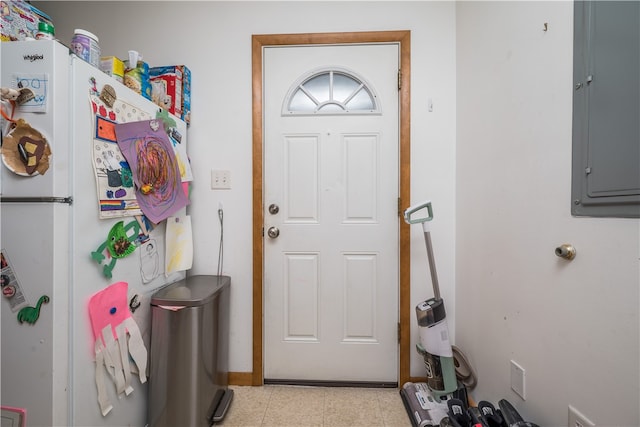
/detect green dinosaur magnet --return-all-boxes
[17,295,49,324]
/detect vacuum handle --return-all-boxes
[404,200,442,301]
[404,200,433,225]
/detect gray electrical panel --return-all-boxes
[572,1,640,217]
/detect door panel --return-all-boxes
[284,252,319,340]
[285,134,319,222]
[264,44,399,382]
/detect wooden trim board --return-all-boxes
[252,30,411,387]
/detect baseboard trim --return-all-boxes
[228,372,254,386]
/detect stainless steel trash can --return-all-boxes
[148,275,233,427]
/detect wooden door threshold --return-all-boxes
[263,379,398,388]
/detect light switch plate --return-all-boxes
[211,170,231,189]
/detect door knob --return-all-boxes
[268,204,280,215]
[267,226,280,238]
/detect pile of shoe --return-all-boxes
[441,398,540,427]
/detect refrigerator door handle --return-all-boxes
[0,196,73,204]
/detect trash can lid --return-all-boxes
[151,275,230,307]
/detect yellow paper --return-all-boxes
[165,215,193,274]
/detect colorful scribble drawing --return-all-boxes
[14,74,48,112]
[115,120,189,224]
[156,109,193,182]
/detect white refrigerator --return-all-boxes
[1,40,189,427]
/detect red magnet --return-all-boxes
[2,285,16,298]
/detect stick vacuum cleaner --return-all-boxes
[404,200,457,398]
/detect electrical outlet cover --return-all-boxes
[510,360,526,400]
[568,405,595,427]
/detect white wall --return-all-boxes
[37,1,457,380]
[456,2,639,426]
[30,2,640,426]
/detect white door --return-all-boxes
[263,44,400,382]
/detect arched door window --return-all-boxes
[283,67,380,115]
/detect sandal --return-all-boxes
[468,406,489,427]
[478,401,506,427]
[498,399,540,427]
[447,398,470,427]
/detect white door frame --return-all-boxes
[251,31,412,386]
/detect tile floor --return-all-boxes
[217,385,412,427]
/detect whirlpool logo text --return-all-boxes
[23,54,44,62]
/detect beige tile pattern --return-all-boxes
[217,385,412,427]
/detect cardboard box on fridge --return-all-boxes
[125,60,152,100]
[100,56,125,83]
[149,65,191,125]
[182,66,191,125]
[1,0,53,41]
[149,66,182,118]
